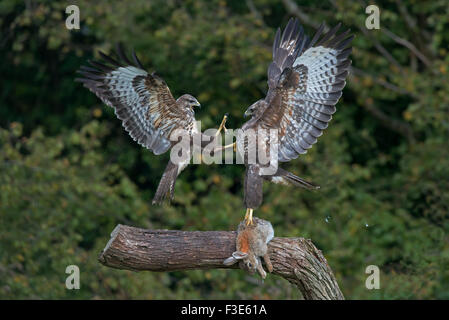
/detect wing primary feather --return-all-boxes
[74,77,91,83]
[87,60,114,72]
[98,51,124,67]
[337,47,352,60]
[289,19,300,47]
[337,59,352,71]
[316,23,341,46]
[307,22,325,48]
[327,29,351,48]
[132,50,145,69]
[76,70,105,80]
[296,34,308,56]
[293,26,304,55]
[335,35,355,50]
[281,18,295,46]
[289,18,299,42]
[79,65,102,73]
[273,28,281,59]
[115,43,133,65]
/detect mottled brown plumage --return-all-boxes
[238,19,354,223]
[76,44,201,204]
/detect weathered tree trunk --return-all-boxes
[99,224,344,300]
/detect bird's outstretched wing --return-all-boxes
[76,45,186,155]
[259,22,354,162]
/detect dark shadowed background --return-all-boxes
[0,0,448,299]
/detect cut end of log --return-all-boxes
[98,224,122,265]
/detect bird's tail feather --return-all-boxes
[269,168,320,190]
[152,161,179,205]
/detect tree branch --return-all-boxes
[281,0,325,30]
[99,224,345,300]
[362,102,415,144]
[381,28,431,67]
[246,0,265,24]
[350,66,414,97]
[358,26,405,74]
[395,0,431,42]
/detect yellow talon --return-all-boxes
[212,142,235,153]
[216,114,228,137]
[223,142,235,150]
[213,114,234,154]
[244,208,254,226]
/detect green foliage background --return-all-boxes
[1,0,448,299]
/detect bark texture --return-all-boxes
[99,224,344,300]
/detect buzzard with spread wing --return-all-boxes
[236,19,354,225]
[76,45,202,204]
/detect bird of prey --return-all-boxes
[235,18,354,225]
[76,45,206,204]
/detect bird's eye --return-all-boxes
[247,262,252,268]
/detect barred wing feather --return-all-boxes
[76,46,183,155]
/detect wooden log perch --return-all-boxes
[98,224,344,300]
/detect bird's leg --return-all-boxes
[244,208,254,226]
[215,113,229,137]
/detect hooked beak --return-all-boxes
[244,110,251,118]
[195,102,201,108]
